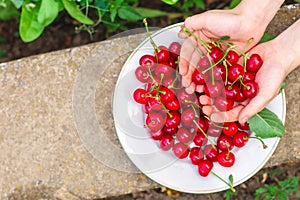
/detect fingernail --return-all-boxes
[240,117,248,124]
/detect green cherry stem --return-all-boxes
[193,119,217,150]
[181,26,211,53]
[210,171,236,192]
[249,136,268,149]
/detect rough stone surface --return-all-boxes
[0,4,299,200]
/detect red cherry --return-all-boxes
[214,64,226,81]
[166,97,180,111]
[198,56,210,69]
[209,46,224,63]
[181,107,198,128]
[165,111,181,128]
[233,131,249,148]
[172,142,189,159]
[206,120,222,137]
[228,64,245,82]
[139,54,156,66]
[204,144,219,162]
[192,69,208,85]
[153,62,174,79]
[204,81,224,98]
[193,132,208,146]
[217,134,234,151]
[159,134,174,151]
[149,129,164,140]
[242,81,258,98]
[168,42,181,58]
[226,50,239,65]
[198,159,214,177]
[133,88,149,104]
[222,122,238,137]
[156,46,171,63]
[176,88,197,106]
[237,122,250,130]
[135,66,150,83]
[225,84,240,100]
[214,96,234,111]
[145,112,165,132]
[189,147,204,165]
[169,57,177,69]
[246,54,263,72]
[160,87,175,103]
[217,151,235,167]
[148,97,163,111]
[163,126,178,135]
[243,71,255,82]
[196,117,209,133]
[176,127,194,143]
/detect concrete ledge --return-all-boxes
[0,4,299,200]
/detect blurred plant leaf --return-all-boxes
[37,0,59,26]
[229,0,241,9]
[133,7,175,18]
[0,0,19,20]
[62,0,93,25]
[161,0,179,5]
[259,32,276,43]
[193,0,205,10]
[118,5,142,20]
[10,0,24,9]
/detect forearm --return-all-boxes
[273,19,300,74]
[234,0,284,29]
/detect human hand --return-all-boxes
[205,40,289,123]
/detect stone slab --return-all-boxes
[0,4,299,200]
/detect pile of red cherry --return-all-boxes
[132,27,264,179]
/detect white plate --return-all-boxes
[112,23,286,193]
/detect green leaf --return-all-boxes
[259,32,276,43]
[19,1,44,42]
[161,0,179,5]
[229,0,241,9]
[37,0,59,26]
[133,7,168,18]
[193,0,205,10]
[220,35,230,41]
[0,0,19,20]
[118,5,142,21]
[10,0,24,9]
[61,0,93,25]
[248,108,285,138]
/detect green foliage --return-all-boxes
[0,0,19,20]
[229,0,241,9]
[259,32,276,43]
[255,176,299,200]
[248,108,285,138]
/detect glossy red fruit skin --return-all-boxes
[193,133,208,146]
[139,54,156,66]
[214,96,234,111]
[242,81,258,98]
[222,122,238,137]
[133,88,149,104]
[225,84,240,100]
[233,131,249,148]
[196,117,209,133]
[204,144,219,162]
[172,142,189,159]
[153,62,173,79]
[163,126,178,135]
[189,147,204,165]
[228,63,245,82]
[237,122,250,130]
[198,56,210,69]
[198,159,214,177]
[166,97,180,111]
[176,88,197,106]
[165,111,181,128]
[149,129,164,140]
[168,42,181,58]
[159,134,174,151]
[210,46,224,63]
[160,87,175,103]
[217,134,234,151]
[246,54,263,72]
[217,151,235,167]
[206,120,222,137]
[156,46,171,63]
[243,71,255,82]
[226,50,239,65]
[181,107,198,127]
[148,97,163,111]
[176,127,194,143]
[192,69,208,85]
[135,66,150,83]
[145,112,165,132]
[204,81,224,98]
[214,64,226,81]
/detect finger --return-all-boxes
[202,105,213,116]
[185,82,196,94]
[199,95,212,105]
[211,104,245,123]
[182,51,201,88]
[183,13,209,33]
[179,37,197,76]
[195,84,204,93]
